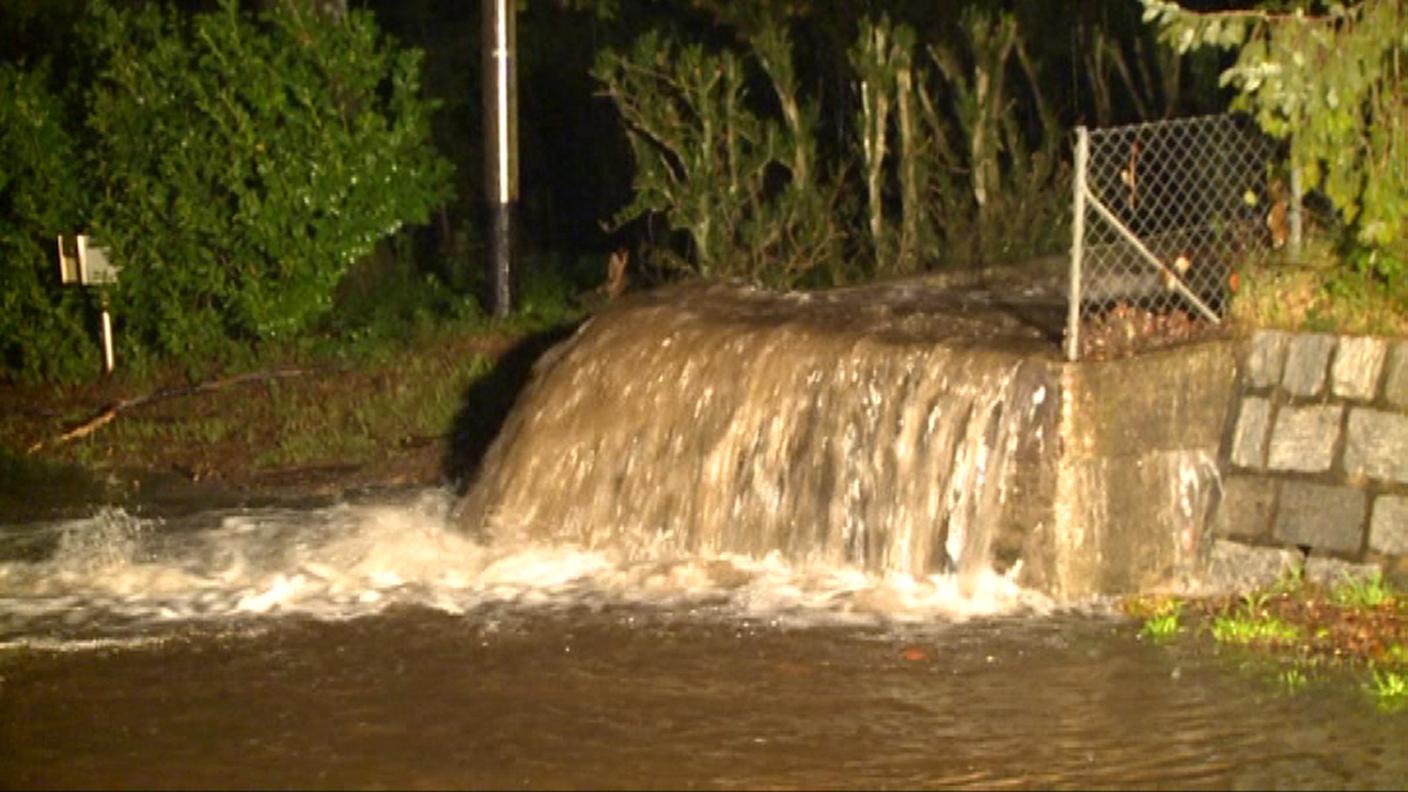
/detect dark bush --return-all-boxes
[0,64,97,383]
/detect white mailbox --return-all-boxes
[56,234,120,373]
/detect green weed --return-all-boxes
[1331,570,1396,610]
[1278,667,1309,693]
[1367,668,1408,712]
[1140,600,1185,643]
[1270,565,1306,595]
[1241,590,1272,613]
[1210,611,1301,646]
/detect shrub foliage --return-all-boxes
[0,0,452,381]
[0,64,97,382]
[591,8,1070,287]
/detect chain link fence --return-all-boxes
[1065,114,1282,360]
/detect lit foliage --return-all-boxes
[1140,0,1407,254]
[593,7,1068,286]
[0,65,98,382]
[591,25,838,288]
[84,0,452,362]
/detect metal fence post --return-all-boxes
[1066,126,1088,362]
[1289,152,1304,255]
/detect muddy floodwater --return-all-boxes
[3,490,1406,790]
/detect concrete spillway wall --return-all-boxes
[1050,330,1408,598]
[1035,343,1235,599]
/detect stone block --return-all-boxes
[1230,397,1271,469]
[1385,342,1408,408]
[1200,540,1302,594]
[1343,408,1408,483]
[1247,330,1288,389]
[1369,495,1408,556]
[1281,333,1335,397]
[1331,335,1387,400]
[1211,475,1276,540]
[1389,557,1408,593]
[1266,404,1342,473]
[1304,554,1382,587]
[1274,482,1366,554]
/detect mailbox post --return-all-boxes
[56,234,120,373]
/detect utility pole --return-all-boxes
[483,0,518,318]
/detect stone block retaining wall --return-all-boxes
[1213,330,1408,588]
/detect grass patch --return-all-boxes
[1368,667,1408,712]
[1124,596,1185,643]
[1210,611,1302,646]
[1119,576,1408,713]
[1228,238,1408,336]
[1331,570,1395,611]
[0,239,614,488]
[1,311,543,489]
[1278,666,1310,693]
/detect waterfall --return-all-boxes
[457,281,1063,581]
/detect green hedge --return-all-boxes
[86,0,453,360]
[0,0,453,382]
[0,64,96,382]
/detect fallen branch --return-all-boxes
[27,367,315,454]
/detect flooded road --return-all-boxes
[2,490,1404,790]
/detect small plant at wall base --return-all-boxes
[1124,595,1186,642]
[1368,667,1408,712]
[1332,570,1395,610]
[1142,607,1184,642]
[1210,608,1302,646]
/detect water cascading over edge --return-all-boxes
[456,282,1063,582]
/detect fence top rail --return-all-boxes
[1079,112,1262,139]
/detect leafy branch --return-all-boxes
[1141,0,1406,255]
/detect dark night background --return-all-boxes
[0,0,1252,297]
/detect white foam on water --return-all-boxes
[0,489,1052,649]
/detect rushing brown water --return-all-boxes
[457,281,1062,583]
[4,281,1406,789]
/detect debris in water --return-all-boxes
[900,645,930,662]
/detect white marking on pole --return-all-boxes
[495,0,511,204]
[101,309,114,373]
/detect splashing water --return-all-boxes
[0,488,1054,650]
[3,282,1073,649]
